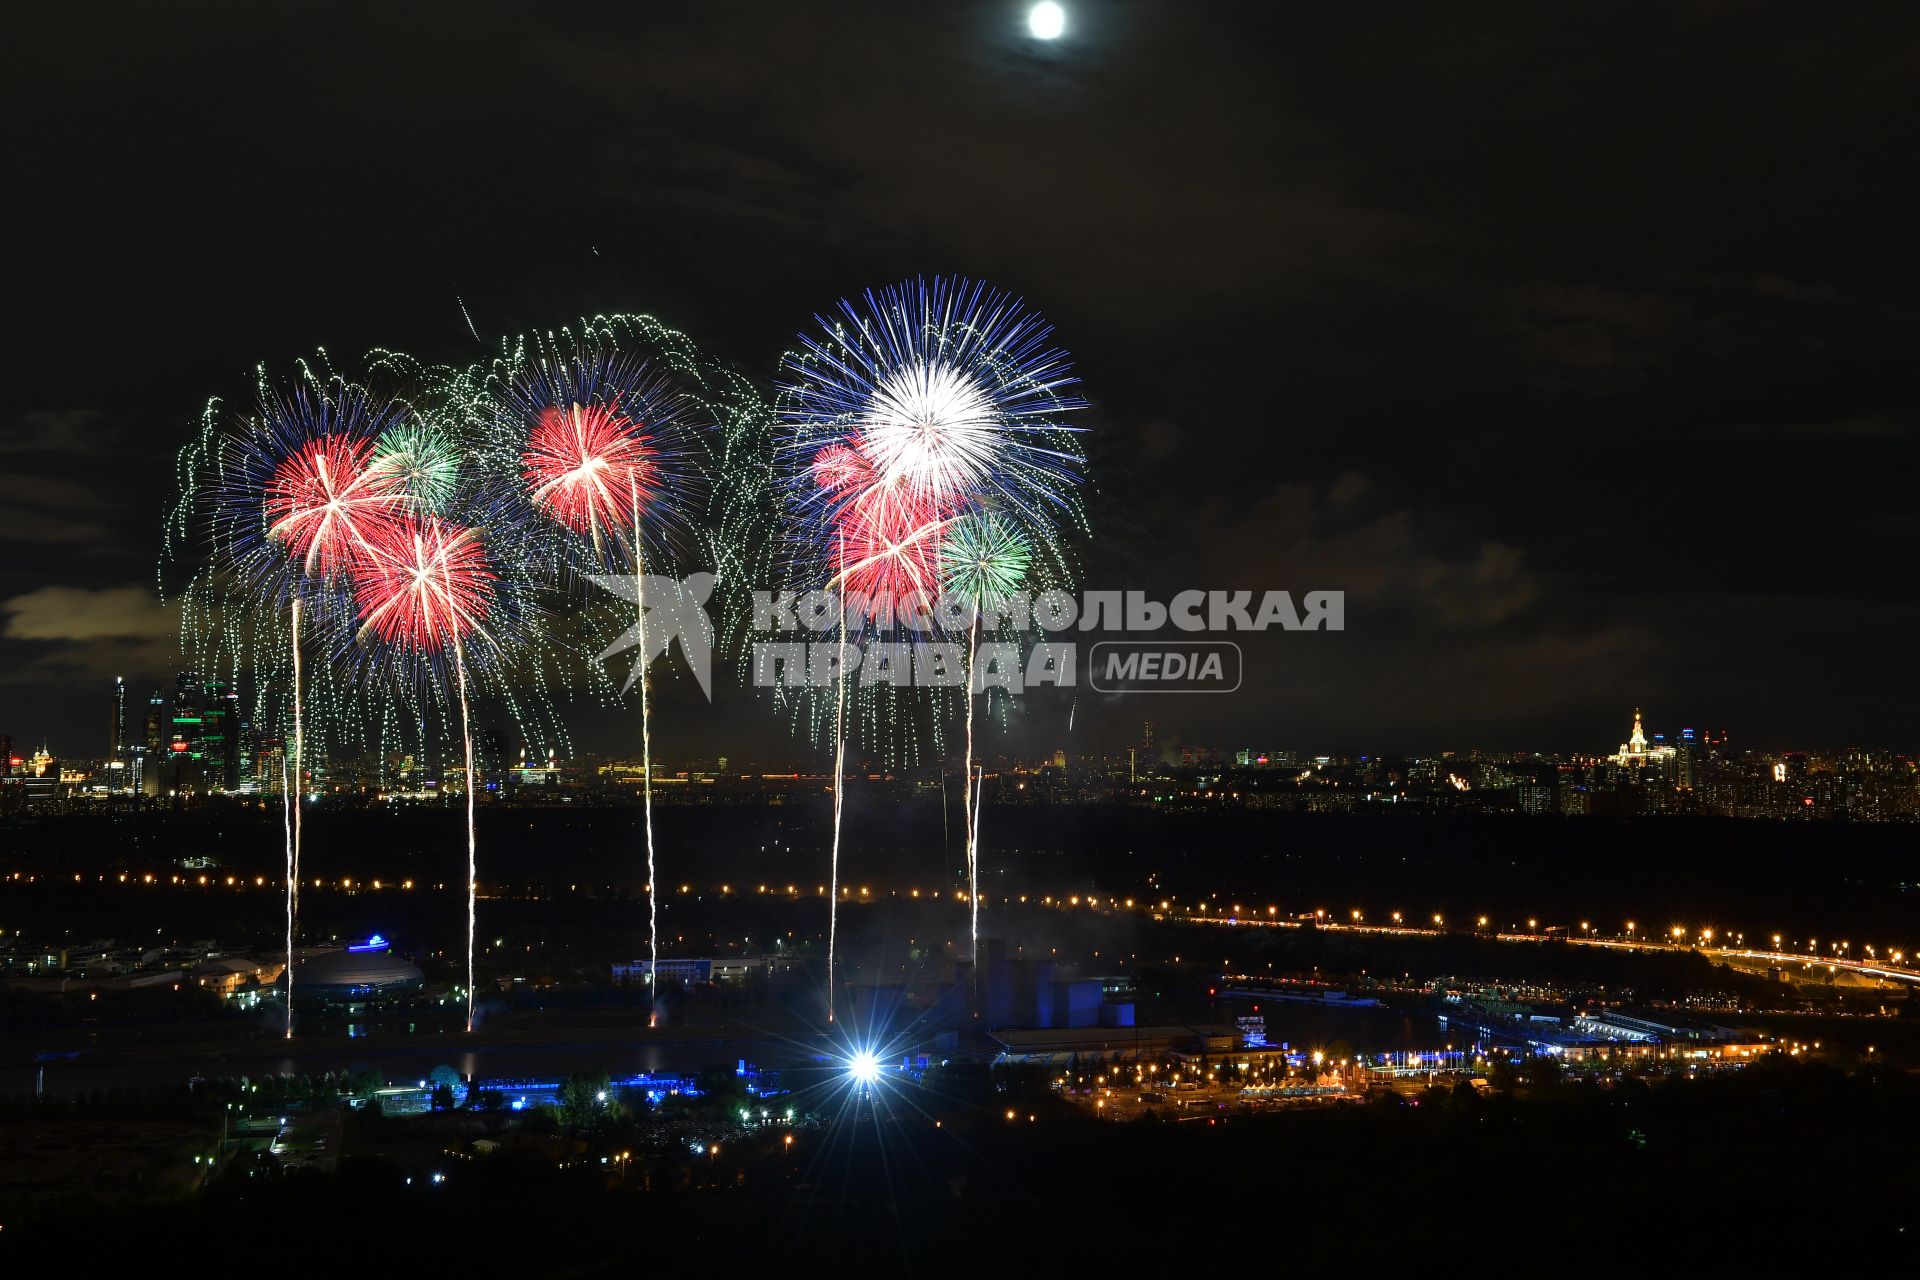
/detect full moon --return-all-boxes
[1029,2,1065,40]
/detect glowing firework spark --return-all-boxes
[860,360,1000,503]
[170,351,595,1039]
[826,482,954,614]
[847,1048,880,1086]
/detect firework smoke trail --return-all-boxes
[970,757,985,1002]
[971,762,984,931]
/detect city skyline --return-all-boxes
[8,677,1914,829]
[11,671,1920,767]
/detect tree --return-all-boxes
[556,1070,615,1130]
[430,1083,457,1112]
[694,1064,747,1113]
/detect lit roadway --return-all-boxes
[1557,937,1920,986]
[10,867,1917,986]
[1170,911,1920,987]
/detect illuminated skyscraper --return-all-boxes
[109,676,129,794]
[110,676,126,759]
[1611,708,1676,771]
[142,688,167,796]
[1676,728,1699,790]
[169,672,204,791]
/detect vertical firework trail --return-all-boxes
[963,611,981,969]
[195,386,412,1039]
[941,512,1032,968]
[453,632,477,1033]
[631,479,659,1025]
[972,761,985,927]
[490,327,732,1029]
[349,514,503,1035]
[827,533,847,1023]
[285,597,302,1038]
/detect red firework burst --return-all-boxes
[350,515,497,652]
[810,440,874,494]
[828,478,955,620]
[522,400,660,539]
[265,434,408,576]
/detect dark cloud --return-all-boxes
[0,583,179,684]
[0,409,110,455]
[0,473,122,549]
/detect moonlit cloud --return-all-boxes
[0,584,181,685]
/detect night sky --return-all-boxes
[5,1,1919,761]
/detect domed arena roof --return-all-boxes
[296,944,424,998]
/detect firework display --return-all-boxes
[174,362,528,1035]
[168,313,773,1036]
[343,504,520,1034]
[482,329,706,1021]
[178,374,412,1038]
[165,283,1080,1035]
[774,276,1090,1005]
